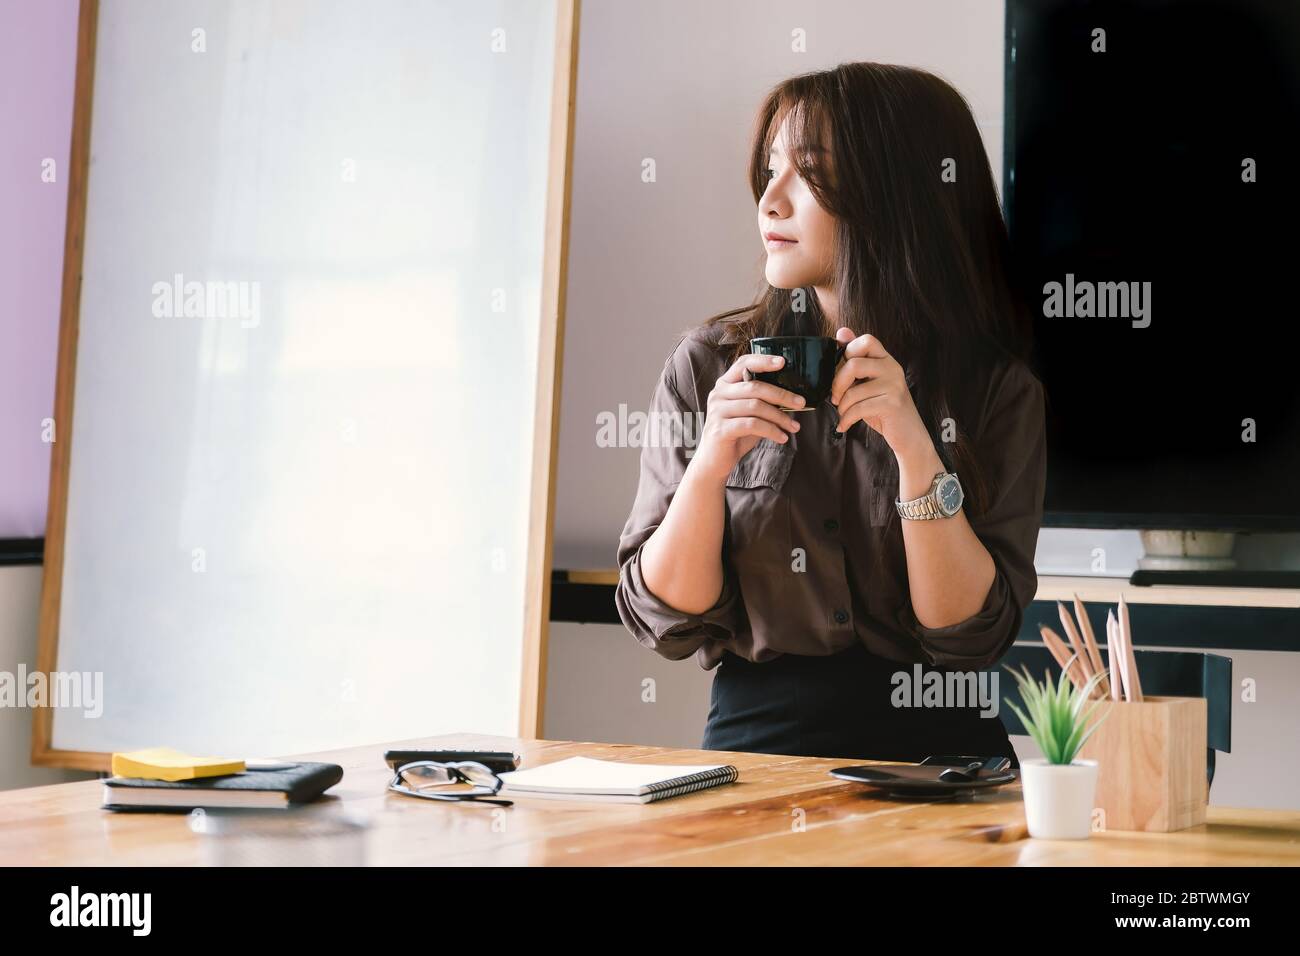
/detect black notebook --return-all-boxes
[102,761,343,811]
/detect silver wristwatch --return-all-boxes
[895,471,964,520]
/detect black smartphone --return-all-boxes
[383,749,520,775]
[920,754,1011,771]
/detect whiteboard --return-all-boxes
[49,0,560,757]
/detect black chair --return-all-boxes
[987,644,1232,793]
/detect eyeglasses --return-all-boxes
[387,760,514,807]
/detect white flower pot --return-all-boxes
[1020,758,1099,840]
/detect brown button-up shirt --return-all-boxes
[615,322,1046,672]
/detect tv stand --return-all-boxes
[1036,574,1300,609]
[1130,569,1300,590]
[1128,530,1300,590]
[1029,574,1299,652]
[550,570,1300,652]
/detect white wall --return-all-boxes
[0,567,95,789]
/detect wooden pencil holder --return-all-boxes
[1075,695,1208,833]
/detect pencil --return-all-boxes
[1073,592,1110,697]
[1056,600,1097,685]
[1107,609,1127,701]
[1118,595,1143,702]
[1038,623,1087,692]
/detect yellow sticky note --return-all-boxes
[111,747,246,782]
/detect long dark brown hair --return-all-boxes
[700,62,1034,521]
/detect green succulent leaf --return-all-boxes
[1002,656,1111,766]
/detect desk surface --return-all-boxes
[3,734,1298,866]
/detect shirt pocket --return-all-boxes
[724,438,794,566]
[868,474,896,527]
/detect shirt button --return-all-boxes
[830,427,844,443]
[824,518,839,533]
[833,608,850,625]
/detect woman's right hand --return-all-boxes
[692,354,807,483]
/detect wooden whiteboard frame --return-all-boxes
[32,0,578,770]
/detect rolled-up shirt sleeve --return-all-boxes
[896,361,1047,671]
[614,344,745,661]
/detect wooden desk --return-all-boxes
[2,734,1298,866]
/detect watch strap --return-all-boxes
[895,472,950,520]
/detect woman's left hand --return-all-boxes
[829,326,931,458]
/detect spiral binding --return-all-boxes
[641,765,738,802]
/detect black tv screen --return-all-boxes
[1005,0,1300,530]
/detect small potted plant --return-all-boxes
[1004,659,1111,839]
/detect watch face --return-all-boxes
[937,475,963,515]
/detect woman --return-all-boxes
[615,63,1046,766]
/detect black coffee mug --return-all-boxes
[747,336,847,411]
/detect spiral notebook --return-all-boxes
[497,756,739,804]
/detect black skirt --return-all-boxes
[702,641,1019,767]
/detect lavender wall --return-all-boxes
[0,0,79,538]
